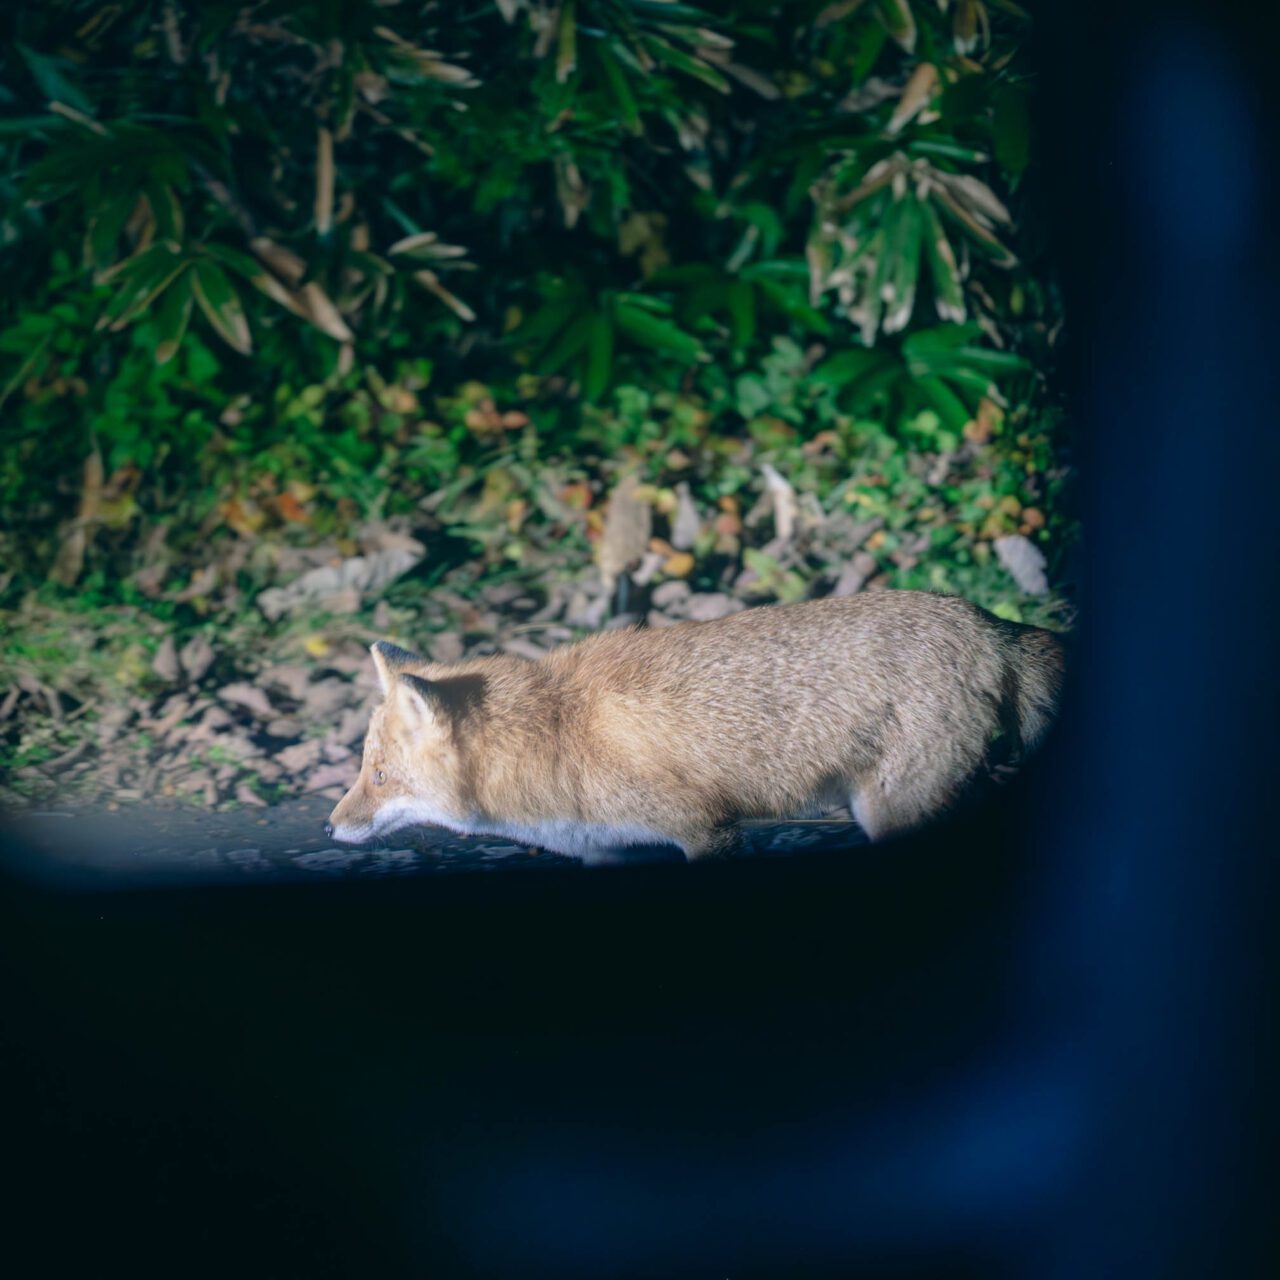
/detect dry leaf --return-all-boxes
[887,62,938,135]
[670,482,701,550]
[663,551,695,578]
[994,534,1049,595]
[598,474,652,594]
[761,463,798,543]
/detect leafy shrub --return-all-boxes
[0,0,1066,621]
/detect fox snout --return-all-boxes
[322,821,334,838]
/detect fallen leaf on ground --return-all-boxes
[994,534,1049,595]
[218,682,276,720]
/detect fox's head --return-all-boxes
[325,642,485,843]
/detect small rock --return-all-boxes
[322,741,354,763]
[151,635,181,683]
[685,593,745,622]
[647,610,679,629]
[994,534,1049,596]
[200,705,234,730]
[651,580,691,611]
[266,717,303,739]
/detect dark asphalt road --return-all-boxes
[1,798,868,890]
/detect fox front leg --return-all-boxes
[682,824,745,861]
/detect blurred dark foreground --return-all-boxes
[3,2,1279,1276]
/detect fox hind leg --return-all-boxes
[850,759,975,842]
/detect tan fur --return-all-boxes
[327,591,1065,858]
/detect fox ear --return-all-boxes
[395,673,441,732]
[370,641,422,695]
[395,671,487,736]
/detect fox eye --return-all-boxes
[373,768,386,786]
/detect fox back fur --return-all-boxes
[327,591,1064,858]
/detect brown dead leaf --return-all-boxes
[49,447,104,586]
[273,492,309,522]
[887,62,938,135]
[964,397,1004,445]
[152,635,181,683]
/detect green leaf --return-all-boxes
[201,242,269,281]
[884,198,923,333]
[97,244,188,332]
[0,114,62,137]
[190,261,251,355]
[536,313,594,376]
[16,43,93,115]
[992,83,1031,177]
[913,375,971,433]
[154,268,194,365]
[612,303,704,360]
[848,19,889,83]
[921,202,966,324]
[513,299,580,354]
[641,35,730,93]
[812,347,892,389]
[84,196,136,274]
[596,40,642,134]
[556,0,578,83]
[725,279,757,349]
[582,312,615,401]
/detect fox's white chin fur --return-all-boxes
[329,794,676,860]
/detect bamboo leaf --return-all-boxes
[613,303,705,360]
[537,313,595,376]
[583,311,615,401]
[154,268,194,364]
[556,0,578,84]
[597,40,642,135]
[725,279,757,349]
[641,35,730,93]
[315,126,334,236]
[97,243,187,332]
[883,198,923,334]
[876,0,918,54]
[887,62,938,135]
[921,202,966,324]
[191,260,252,354]
[16,43,93,115]
[913,375,972,433]
[992,83,1031,176]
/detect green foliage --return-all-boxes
[0,0,1067,627]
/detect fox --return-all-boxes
[324,591,1065,859]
